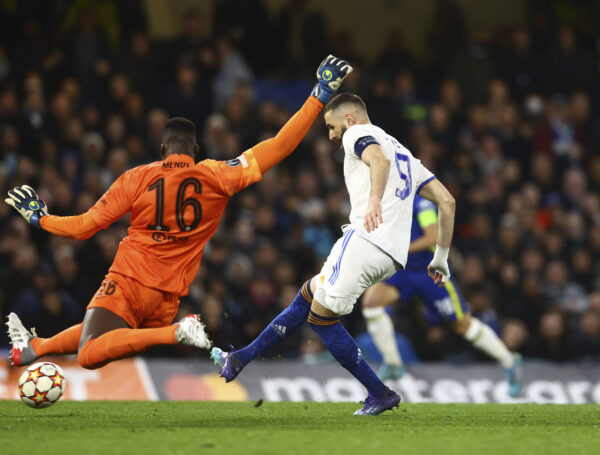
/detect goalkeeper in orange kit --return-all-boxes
[5,55,353,370]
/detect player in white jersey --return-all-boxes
[314,95,446,316]
[212,92,456,415]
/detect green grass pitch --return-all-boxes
[1,401,599,455]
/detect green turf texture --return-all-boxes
[1,401,599,455]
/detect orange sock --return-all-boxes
[30,324,82,357]
[77,325,177,369]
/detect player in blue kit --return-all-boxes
[361,195,524,397]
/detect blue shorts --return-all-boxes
[384,268,469,325]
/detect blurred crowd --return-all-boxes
[1,0,600,364]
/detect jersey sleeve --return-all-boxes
[202,149,262,196]
[342,125,381,160]
[413,158,436,195]
[88,169,138,229]
[39,212,101,240]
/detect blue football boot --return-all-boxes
[353,389,401,416]
[211,347,244,383]
[504,353,524,398]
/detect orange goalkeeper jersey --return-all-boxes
[86,151,261,296]
[39,96,324,296]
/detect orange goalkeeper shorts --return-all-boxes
[87,272,180,329]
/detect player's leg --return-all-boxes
[77,307,191,369]
[309,300,399,416]
[211,279,315,382]
[6,312,82,366]
[417,273,523,397]
[308,230,400,415]
[450,312,523,397]
[77,274,210,369]
[78,307,129,349]
[78,311,210,370]
[361,278,405,380]
[451,313,514,367]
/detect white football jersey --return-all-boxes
[341,123,436,267]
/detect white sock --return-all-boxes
[464,318,514,368]
[362,307,403,367]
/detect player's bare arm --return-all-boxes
[419,179,455,248]
[419,179,455,286]
[361,144,390,233]
[407,224,437,253]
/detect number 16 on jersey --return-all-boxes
[147,177,203,232]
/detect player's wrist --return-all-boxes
[30,212,47,228]
[432,245,449,264]
[311,84,333,104]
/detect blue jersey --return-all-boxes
[405,195,437,270]
[384,196,469,325]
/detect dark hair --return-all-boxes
[323,93,367,115]
[162,117,196,144]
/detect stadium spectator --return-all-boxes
[275,0,329,77]
[528,309,570,361]
[162,63,211,131]
[212,37,253,110]
[65,9,111,104]
[570,309,600,362]
[117,32,158,105]
[543,260,588,315]
[447,27,495,106]
[501,319,530,354]
[10,262,81,337]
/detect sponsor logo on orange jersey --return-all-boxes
[152,232,190,243]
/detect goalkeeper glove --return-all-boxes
[5,185,48,227]
[311,55,353,104]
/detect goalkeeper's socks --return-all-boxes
[30,324,82,357]
[308,312,388,398]
[235,280,313,366]
[78,325,177,369]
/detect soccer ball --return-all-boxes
[18,362,66,408]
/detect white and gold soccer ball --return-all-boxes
[18,362,66,408]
